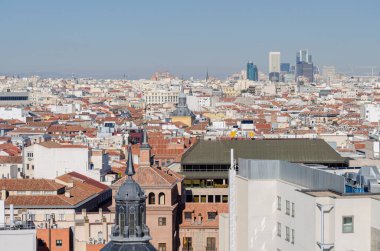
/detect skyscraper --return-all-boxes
[269,52,281,82]
[280,63,291,73]
[247,61,258,81]
[296,49,314,82]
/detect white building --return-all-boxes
[361,104,380,122]
[23,141,110,181]
[220,159,380,251]
[0,201,36,251]
[187,95,213,112]
[269,52,281,73]
[0,107,30,122]
[144,90,179,105]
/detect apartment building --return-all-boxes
[144,90,179,105]
[221,159,380,251]
[23,141,110,181]
[0,172,111,229]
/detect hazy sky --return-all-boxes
[0,0,379,79]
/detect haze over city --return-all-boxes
[2,1,380,251]
[1,0,380,78]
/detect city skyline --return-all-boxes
[1,1,379,78]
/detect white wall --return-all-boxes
[0,229,36,251]
[27,144,89,179]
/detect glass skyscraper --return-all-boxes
[280,63,291,73]
[296,49,314,82]
[247,61,258,81]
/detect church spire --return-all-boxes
[126,145,135,177]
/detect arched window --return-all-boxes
[159,192,165,205]
[119,207,125,236]
[148,192,155,205]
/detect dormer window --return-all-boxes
[208,212,216,220]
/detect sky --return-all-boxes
[0,0,379,79]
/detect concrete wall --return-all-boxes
[0,229,36,251]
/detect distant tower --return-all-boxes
[206,68,209,82]
[269,52,281,82]
[101,146,156,251]
[296,49,314,82]
[246,61,258,81]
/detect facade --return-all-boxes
[144,90,179,105]
[0,107,30,122]
[179,203,227,251]
[37,228,73,251]
[221,159,380,251]
[0,92,30,106]
[361,103,380,122]
[246,61,258,81]
[24,141,110,181]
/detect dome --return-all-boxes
[115,178,145,201]
[101,241,156,251]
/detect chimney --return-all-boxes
[67,180,74,188]
[1,190,7,200]
[65,191,71,198]
[0,200,4,227]
[10,204,14,226]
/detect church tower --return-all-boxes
[101,145,156,251]
[139,129,151,167]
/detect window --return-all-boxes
[291,202,295,217]
[184,212,192,221]
[285,226,290,241]
[56,240,62,246]
[208,195,214,203]
[27,152,33,158]
[342,216,354,233]
[206,237,216,250]
[201,195,207,203]
[277,196,281,211]
[158,243,166,251]
[291,229,295,244]
[158,192,165,205]
[215,195,221,203]
[208,212,217,220]
[32,165,34,170]
[119,211,125,236]
[222,195,228,203]
[26,164,29,170]
[148,193,155,205]
[129,213,135,236]
[158,217,166,226]
[183,237,192,251]
[286,200,290,215]
[29,214,36,221]
[277,222,281,237]
[59,214,65,221]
